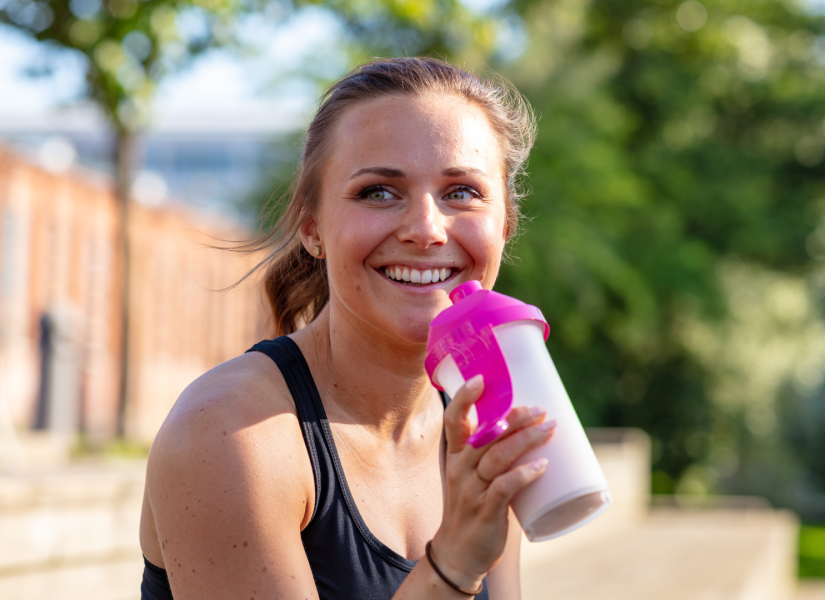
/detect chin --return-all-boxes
[380,312,436,348]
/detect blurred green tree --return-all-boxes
[491,0,825,496]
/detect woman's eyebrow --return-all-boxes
[347,166,488,180]
[442,166,487,177]
[348,167,405,180]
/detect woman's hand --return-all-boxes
[430,375,556,592]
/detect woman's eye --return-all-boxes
[445,187,479,202]
[359,186,395,202]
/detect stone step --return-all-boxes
[798,582,825,599]
[521,507,799,600]
[0,462,145,571]
[0,551,142,600]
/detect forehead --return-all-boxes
[326,92,504,179]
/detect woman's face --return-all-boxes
[306,92,509,346]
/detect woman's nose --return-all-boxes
[398,193,448,249]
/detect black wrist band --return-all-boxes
[424,540,484,597]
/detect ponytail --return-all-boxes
[262,238,328,335]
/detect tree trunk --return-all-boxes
[115,130,134,439]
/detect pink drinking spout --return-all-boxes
[449,280,483,303]
[426,281,549,448]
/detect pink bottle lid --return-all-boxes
[426,281,549,447]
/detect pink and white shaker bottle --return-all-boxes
[425,280,612,541]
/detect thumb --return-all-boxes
[443,375,483,454]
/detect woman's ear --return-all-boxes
[299,216,325,259]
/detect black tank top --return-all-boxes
[141,336,489,599]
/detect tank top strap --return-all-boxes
[245,336,328,524]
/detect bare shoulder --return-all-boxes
[167,349,292,425]
[149,350,302,475]
[142,351,318,598]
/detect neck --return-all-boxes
[294,304,440,442]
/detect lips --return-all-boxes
[379,265,457,285]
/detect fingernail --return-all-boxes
[538,419,557,432]
[530,406,548,418]
[466,375,483,391]
[530,458,548,472]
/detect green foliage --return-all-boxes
[800,524,825,578]
[494,0,825,485]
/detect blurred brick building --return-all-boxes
[0,145,267,445]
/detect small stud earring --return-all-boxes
[312,245,322,257]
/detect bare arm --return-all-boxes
[143,354,319,599]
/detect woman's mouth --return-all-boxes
[379,265,458,286]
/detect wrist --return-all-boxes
[426,539,485,597]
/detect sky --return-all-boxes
[0,6,348,128]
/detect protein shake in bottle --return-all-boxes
[426,281,611,541]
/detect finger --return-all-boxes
[443,375,484,454]
[501,406,549,439]
[482,458,549,515]
[476,420,556,482]
[464,406,550,471]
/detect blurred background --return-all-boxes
[1,0,825,597]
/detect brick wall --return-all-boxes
[0,146,267,444]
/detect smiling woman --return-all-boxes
[139,57,550,600]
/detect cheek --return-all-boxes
[323,206,387,275]
[454,208,507,262]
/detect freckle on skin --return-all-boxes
[223,431,227,436]
[233,545,237,548]
[243,541,248,547]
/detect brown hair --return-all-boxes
[238,57,537,336]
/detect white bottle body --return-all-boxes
[432,320,611,541]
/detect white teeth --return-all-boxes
[383,266,454,284]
